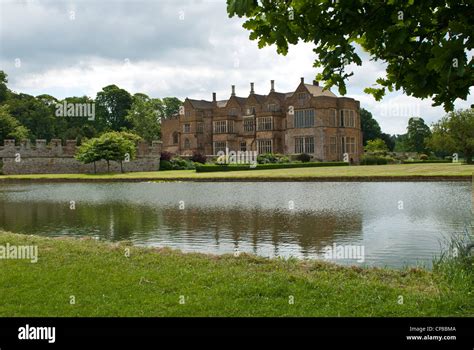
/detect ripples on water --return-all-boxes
[0,182,471,268]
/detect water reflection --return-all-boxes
[0,182,471,268]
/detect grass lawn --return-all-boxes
[0,163,473,181]
[0,232,472,317]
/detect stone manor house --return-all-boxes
[162,78,363,162]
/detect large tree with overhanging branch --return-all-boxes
[227,0,473,111]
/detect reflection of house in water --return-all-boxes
[160,207,363,258]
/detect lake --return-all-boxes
[0,182,471,268]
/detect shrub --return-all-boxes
[160,151,172,162]
[159,156,196,170]
[360,155,388,165]
[296,153,311,163]
[257,153,278,164]
[190,152,207,164]
[159,160,173,170]
[419,154,428,160]
[256,153,291,164]
[195,161,348,172]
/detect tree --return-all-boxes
[227,1,473,111]
[75,138,101,173]
[162,97,182,118]
[364,138,389,154]
[95,85,133,131]
[393,134,410,152]
[427,109,474,164]
[6,92,56,141]
[0,105,30,143]
[0,71,9,103]
[406,117,431,153]
[126,93,163,142]
[360,108,382,145]
[380,133,395,152]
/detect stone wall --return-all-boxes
[0,139,162,174]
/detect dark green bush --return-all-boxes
[195,161,348,172]
[360,155,388,165]
[296,153,311,163]
[190,152,207,164]
[160,157,196,170]
[159,160,173,170]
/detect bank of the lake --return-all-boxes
[0,163,473,182]
[0,232,472,317]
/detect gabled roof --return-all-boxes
[252,94,266,103]
[187,99,213,109]
[304,84,337,98]
[216,100,228,108]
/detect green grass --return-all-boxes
[0,232,472,317]
[0,163,473,181]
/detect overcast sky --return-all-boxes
[0,0,472,134]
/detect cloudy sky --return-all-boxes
[0,0,472,134]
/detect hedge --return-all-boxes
[401,160,452,164]
[195,162,349,172]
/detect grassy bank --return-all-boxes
[0,232,472,317]
[0,163,473,182]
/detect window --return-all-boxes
[246,106,256,115]
[240,141,247,152]
[341,137,356,154]
[346,137,356,153]
[229,107,238,116]
[294,137,314,154]
[185,109,190,117]
[330,136,337,154]
[340,110,355,127]
[213,120,233,133]
[172,132,178,144]
[297,92,307,100]
[257,117,273,131]
[348,110,355,127]
[184,138,190,149]
[213,141,226,154]
[267,103,279,112]
[294,109,315,128]
[183,124,190,133]
[257,139,272,154]
[197,122,204,133]
[244,117,254,132]
[329,109,337,127]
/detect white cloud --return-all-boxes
[1,0,472,135]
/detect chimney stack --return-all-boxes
[231,85,235,96]
[300,77,304,84]
[250,82,254,94]
[313,80,319,86]
[212,92,216,102]
[270,80,275,92]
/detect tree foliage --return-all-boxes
[406,117,431,153]
[0,105,30,143]
[227,0,474,111]
[427,109,474,163]
[75,131,141,173]
[126,93,163,142]
[95,85,133,131]
[360,108,382,145]
[364,138,389,154]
